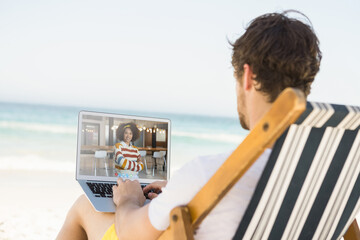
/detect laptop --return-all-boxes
[76,111,171,212]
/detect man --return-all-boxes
[57,10,321,240]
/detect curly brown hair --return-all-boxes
[231,10,322,102]
[116,122,140,142]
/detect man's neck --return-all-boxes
[248,92,272,130]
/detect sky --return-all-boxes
[0,0,359,117]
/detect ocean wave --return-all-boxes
[0,121,77,134]
[0,155,75,172]
[172,130,245,144]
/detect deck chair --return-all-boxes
[157,88,360,240]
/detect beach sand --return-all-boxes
[1,169,359,239]
[0,170,82,240]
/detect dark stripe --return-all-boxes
[268,127,326,239]
[331,173,360,240]
[232,129,289,240]
[298,130,358,239]
[295,102,313,125]
[323,104,349,127]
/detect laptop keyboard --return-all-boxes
[86,182,147,198]
[86,182,115,198]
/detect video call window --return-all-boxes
[78,114,169,181]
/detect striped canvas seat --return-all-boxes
[234,102,360,239]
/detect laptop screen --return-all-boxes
[76,111,171,183]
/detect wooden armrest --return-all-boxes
[344,219,360,240]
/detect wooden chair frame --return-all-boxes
[157,88,359,240]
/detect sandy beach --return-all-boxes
[1,168,360,239]
[0,170,82,240]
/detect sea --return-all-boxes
[0,102,248,174]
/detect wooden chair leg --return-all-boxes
[344,219,360,240]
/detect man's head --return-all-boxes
[231,10,322,129]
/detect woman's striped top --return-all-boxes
[114,141,144,176]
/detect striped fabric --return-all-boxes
[114,142,144,174]
[296,102,360,130]
[233,102,360,240]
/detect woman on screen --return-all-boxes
[114,122,144,178]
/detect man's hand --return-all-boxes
[143,181,168,200]
[112,178,162,239]
[112,178,146,207]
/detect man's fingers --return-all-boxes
[143,184,158,193]
[148,192,158,200]
[117,178,123,185]
[143,184,151,193]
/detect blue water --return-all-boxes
[0,102,248,172]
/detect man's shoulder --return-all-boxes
[194,152,231,166]
[175,152,232,180]
[178,149,271,180]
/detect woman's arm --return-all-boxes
[115,146,144,172]
[114,146,125,166]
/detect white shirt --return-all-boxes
[148,149,272,240]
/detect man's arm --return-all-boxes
[112,178,163,240]
[112,157,208,239]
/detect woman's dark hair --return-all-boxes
[231,10,322,102]
[116,122,140,142]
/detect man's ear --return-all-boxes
[242,64,254,91]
